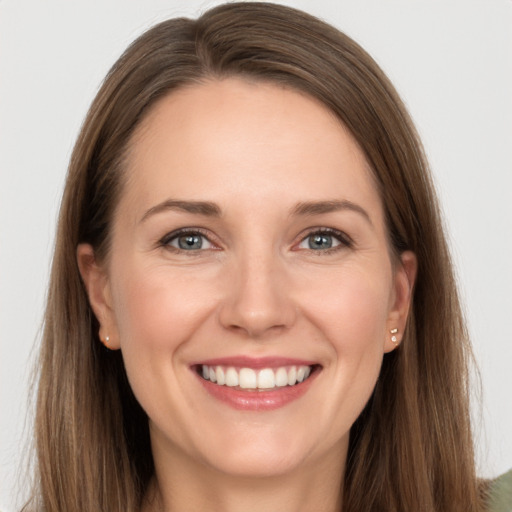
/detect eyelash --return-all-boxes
[296,228,353,254]
[159,228,217,254]
[158,227,353,254]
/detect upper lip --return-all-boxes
[192,356,318,369]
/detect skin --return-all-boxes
[78,78,417,512]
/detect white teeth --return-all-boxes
[216,366,226,385]
[239,368,257,389]
[200,364,314,389]
[287,366,297,385]
[225,367,239,387]
[257,368,275,389]
[275,367,288,387]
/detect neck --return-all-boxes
[143,436,346,512]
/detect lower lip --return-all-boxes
[195,370,318,411]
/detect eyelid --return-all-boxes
[158,226,352,253]
[294,227,353,251]
[159,227,220,251]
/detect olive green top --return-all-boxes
[488,469,512,512]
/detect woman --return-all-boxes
[26,2,508,511]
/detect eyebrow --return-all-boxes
[140,199,222,223]
[140,198,372,225]
[291,200,373,225]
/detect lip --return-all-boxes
[192,356,321,411]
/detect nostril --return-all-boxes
[226,321,289,339]
[219,301,296,338]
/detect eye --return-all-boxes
[297,229,352,252]
[161,230,214,252]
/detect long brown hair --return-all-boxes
[29,3,484,511]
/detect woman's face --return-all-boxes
[80,78,415,480]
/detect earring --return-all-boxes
[100,334,111,348]
[390,328,398,346]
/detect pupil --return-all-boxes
[179,235,202,250]
[309,234,332,249]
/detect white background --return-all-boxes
[1,0,511,510]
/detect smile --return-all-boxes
[200,364,313,390]
[193,358,321,411]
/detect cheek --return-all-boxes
[109,260,218,356]
[107,261,220,432]
[305,265,391,410]
[306,264,392,350]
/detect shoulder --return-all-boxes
[487,469,512,512]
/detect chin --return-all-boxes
[207,450,306,479]
[194,427,324,479]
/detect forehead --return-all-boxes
[121,78,383,224]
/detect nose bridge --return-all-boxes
[219,240,296,337]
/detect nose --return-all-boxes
[218,251,297,339]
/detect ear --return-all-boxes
[77,243,120,350]
[384,250,417,353]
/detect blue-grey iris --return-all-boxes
[309,234,333,250]
[178,234,203,250]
